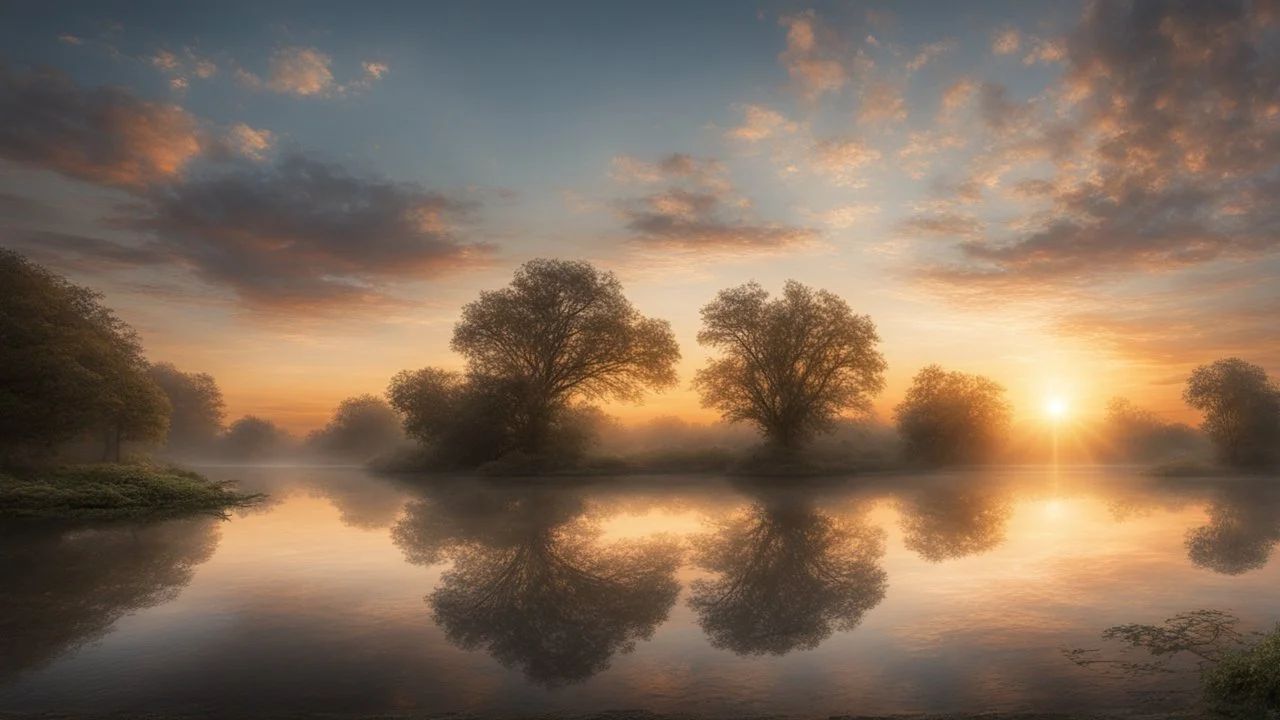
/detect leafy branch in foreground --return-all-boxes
[1065,609,1280,717]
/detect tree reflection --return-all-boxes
[897,484,1013,562]
[0,518,220,683]
[688,495,887,656]
[392,486,681,687]
[1185,483,1280,575]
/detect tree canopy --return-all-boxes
[893,365,1011,466]
[1183,358,1280,467]
[0,248,169,464]
[693,281,886,450]
[451,259,680,454]
[220,415,293,460]
[149,362,226,454]
[306,394,403,460]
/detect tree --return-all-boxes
[149,362,226,454]
[687,496,887,656]
[306,394,403,460]
[221,415,292,460]
[386,368,524,467]
[1183,358,1280,467]
[893,365,1012,466]
[0,248,169,465]
[451,259,680,454]
[1103,397,1203,462]
[693,281,886,450]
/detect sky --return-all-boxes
[2,0,1279,434]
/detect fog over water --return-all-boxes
[2,465,1278,717]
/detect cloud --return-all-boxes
[148,47,219,89]
[223,123,274,160]
[723,104,799,143]
[0,193,56,224]
[361,62,389,81]
[611,152,819,253]
[609,153,730,193]
[105,154,494,312]
[898,212,983,239]
[810,137,882,186]
[858,82,907,124]
[939,78,978,121]
[805,203,881,230]
[1022,37,1066,65]
[265,46,334,96]
[906,41,955,72]
[923,0,1280,293]
[992,27,1021,55]
[236,47,387,97]
[0,66,203,187]
[58,34,83,45]
[778,11,847,100]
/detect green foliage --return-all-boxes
[0,463,262,519]
[1203,625,1280,716]
[694,280,886,450]
[451,259,680,454]
[894,364,1011,466]
[1067,609,1280,717]
[1183,358,1280,467]
[149,362,226,453]
[0,249,170,464]
[306,394,404,460]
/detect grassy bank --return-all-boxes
[0,463,263,519]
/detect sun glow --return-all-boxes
[1045,397,1068,419]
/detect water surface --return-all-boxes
[2,466,1279,717]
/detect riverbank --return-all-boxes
[0,462,263,519]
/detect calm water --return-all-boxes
[2,466,1279,717]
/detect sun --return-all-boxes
[1045,397,1068,419]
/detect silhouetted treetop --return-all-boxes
[1183,358,1280,467]
[306,394,403,460]
[894,365,1011,466]
[149,362,226,453]
[0,248,169,464]
[694,280,886,450]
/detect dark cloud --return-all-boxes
[926,0,1280,286]
[0,66,202,188]
[898,212,983,239]
[103,155,494,312]
[612,154,819,253]
[0,193,56,223]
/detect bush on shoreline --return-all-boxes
[0,463,263,519]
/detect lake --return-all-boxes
[2,466,1278,717]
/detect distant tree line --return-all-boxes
[3,248,1278,472]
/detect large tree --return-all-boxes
[893,365,1012,466]
[306,394,403,460]
[0,248,169,465]
[451,259,680,454]
[1183,359,1280,467]
[149,362,226,454]
[693,280,886,450]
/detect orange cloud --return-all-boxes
[0,66,202,188]
[778,10,847,100]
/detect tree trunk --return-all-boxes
[102,425,121,463]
